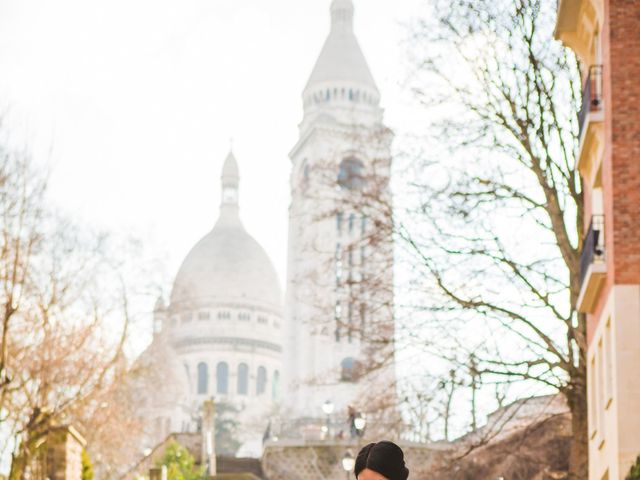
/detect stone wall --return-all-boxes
[44,426,86,480]
[262,440,448,480]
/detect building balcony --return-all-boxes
[577,215,606,313]
[554,0,603,64]
[576,65,605,187]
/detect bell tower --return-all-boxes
[284,0,395,418]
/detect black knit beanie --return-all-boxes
[354,441,409,480]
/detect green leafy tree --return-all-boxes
[156,442,204,480]
[215,401,241,456]
[626,456,640,480]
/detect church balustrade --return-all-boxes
[172,335,282,353]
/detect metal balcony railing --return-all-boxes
[578,65,603,139]
[579,215,605,287]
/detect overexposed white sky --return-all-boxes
[0,0,423,307]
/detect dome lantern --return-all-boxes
[220,151,240,217]
[330,0,354,33]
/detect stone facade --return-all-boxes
[262,441,447,480]
[38,426,86,480]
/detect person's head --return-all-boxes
[354,441,409,480]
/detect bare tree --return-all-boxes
[0,135,139,480]
[397,0,586,477]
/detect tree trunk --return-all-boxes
[567,385,589,480]
[9,450,29,480]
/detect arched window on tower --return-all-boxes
[338,157,365,190]
[197,362,208,394]
[341,357,359,382]
[335,300,342,342]
[256,366,267,395]
[272,370,280,400]
[216,362,229,394]
[237,363,249,395]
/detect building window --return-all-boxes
[597,340,606,438]
[338,157,365,190]
[347,302,353,343]
[272,370,280,400]
[237,363,249,395]
[217,362,229,394]
[605,319,613,406]
[341,357,358,382]
[218,311,231,320]
[336,243,343,287]
[197,362,208,394]
[361,215,367,235]
[336,212,343,234]
[589,356,597,437]
[258,316,268,324]
[238,312,251,321]
[335,300,342,342]
[348,213,355,233]
[360,304,366,340]
[198,311,210,321]
[257,366,267,395]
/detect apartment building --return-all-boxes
[555,1,640,478]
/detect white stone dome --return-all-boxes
[170,152,282,311]
[170,221,282,310]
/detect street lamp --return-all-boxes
[353,413,366,435]
[342,450,355,480]
[322,400,334,439]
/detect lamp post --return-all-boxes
[342,450,355,480]
[353,413,366,437]
[322,400,334,439]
